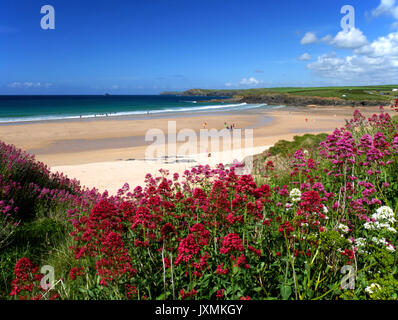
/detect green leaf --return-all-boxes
[156,293,165,300]
[280,284,292,300]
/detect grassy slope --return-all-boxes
[164,85,398,102]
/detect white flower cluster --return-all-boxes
[355,237,366,248]
[365,283,381,295]
[349,237,368,254]
[289,188,301,202]
[364,206,396,233]
[356,238,368,254]
[337,223,350,234]
[374,206,395,223]
[372,237,395,252]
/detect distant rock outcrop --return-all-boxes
[160,89,237,97]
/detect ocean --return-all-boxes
[0,95,274,123]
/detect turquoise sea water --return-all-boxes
[0,95,274,123]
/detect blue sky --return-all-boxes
[1,0,398,94]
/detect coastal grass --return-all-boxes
[164,85,398,102]
[267,133,328,156]
[239,86,398,101]
[251,132,328,179]
[0,142,89,298]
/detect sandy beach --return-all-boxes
[0,105,392,194]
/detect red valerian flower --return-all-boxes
[341,248,355,260]
[179,288,197,300]
[9,257,45,299]
[248,245,262,258]
[160,222,177,239]
[220,233,244,254]
[69,267,85,280]
[233,253,250,269]
[299,190,322,213]
[265,160,275,171]
[189,223,211,246]
[279,221,294,237]
[216,263,230,275]
[125,284,138,299]
[216,289,225,299]
[175,235,200,264]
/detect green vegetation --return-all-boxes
[0,142,97,298]
[268,133,329,156]
[162,85,398,102]
[234,86,398,101]
[2,107,398,300]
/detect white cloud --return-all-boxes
[308,53,364,80]
[319,29,368,50]
[8,82,51,88]
[303,2,398,84]
[301,32,318,45]
[355,31,398,57]
[328,28,369,49]
[24,82,42,88]
[307,31,398,83]
[372,0,398,19]
[321,34,333,44]
[9,82,21,88]
[239,77,263,86]
[298,53,311,61]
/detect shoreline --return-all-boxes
[0,102,382,127]
[0,104,392,167]
[0,101,266,126]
